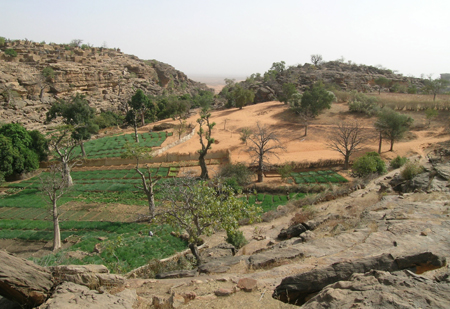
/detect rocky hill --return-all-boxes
[0,40,212,131]
[225,61,426,103]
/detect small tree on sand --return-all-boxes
[326,121,369,170]
[121,142,158,221]
[375,108,413,152]
[40,164,70,251]
[197,109,216,179]
[157,178,260,265]
[247,123,285,182]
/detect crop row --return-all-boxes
[290,170,348,184]
[71,132,172,159]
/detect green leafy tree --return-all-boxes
[423,76,450,101]
[229,84,254,109]
[46,93,98,157]
[197,109,216,179]
[374,77,391,94]
[157,179,260,264]
[4,49,17,57]
[375,108,413,152]
[290,82,334,136]
[280,83,297,104]
[36,67,55,100]
[0,123,39,176]
[29,130,49,161]
[0,135,15,183]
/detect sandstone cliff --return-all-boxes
[0,40,212,131]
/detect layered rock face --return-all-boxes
[0,40,211,131]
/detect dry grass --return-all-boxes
[373,93,450,111]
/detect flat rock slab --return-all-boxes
[51,264,125,289]
[0,250,54,307]
[249,247,303,269]
[156,269,198,279]
[198,256,248,274]
[39,282,137,309]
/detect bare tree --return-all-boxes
[48,126,83,187]
[197,109,216,179]
[311,54,323,66]
[326,121,369,170]
[247,123,285,182]
[121,142,159,221]
[40,164,70,251]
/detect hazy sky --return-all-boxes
[1,0,449,79]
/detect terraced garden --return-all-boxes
[290,170,348,184]
[0,165,309,272]
[72,131,172,159]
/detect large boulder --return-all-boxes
[0,250,54,308]
[302,270,450,309]
[273,252,446,305]
[51,265,125,290]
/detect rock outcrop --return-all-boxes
[302,269,450,309]
[0,40,212,131]
[0,250,53,307]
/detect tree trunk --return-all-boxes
[433,93,436,101]
[146,189,155,222]
[133,123,139,143]
[189,243,201,265]
[199,153,209,179]
[344,155,349,170]
[378,131,383,154]
[62,161,73,187]
[257,170,263,182]
[52,199,61,251]
[390,139,394,151]
[141,110,145,127]
[304,124,308,136]
[80,142,86,157]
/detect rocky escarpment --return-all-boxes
[0,40,212,131]
[227,61,426,103]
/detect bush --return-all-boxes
[226,230,247,249]
[333,90,351,103]
[0,37,5,46]
[348,91,379,116]
[400,162,423,180]
[390,156,408,169]
[352,152,386,177]
[4,49,17,57]
[278,163,293,180]
[219,163,252,186]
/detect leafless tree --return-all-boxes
[197,109,215,179]
[310,54,323,66]
[326,121,369,169]
[121,142,159,221]
[247,123,285,182]
[40,164,70,251]
[48,126,83,187]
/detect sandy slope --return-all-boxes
[164,101,449,168]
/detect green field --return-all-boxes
[290,170,348,184]
[0,167,308,273]
[71,132,172,159]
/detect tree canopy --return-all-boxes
[0,123,40,180]
[375,108,413,152]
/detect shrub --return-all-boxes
[278,163,293,180]
[407,85,417,94]
[348,91,379,116]
[400,162,423,180]
[333,90,351,103]
[4,49,17,57]
[239,127,252,144]
[390,156,408,169]
[219,163,252,186]
[226,230,247,249]
[0,37,5,46]
[352,152,386,177]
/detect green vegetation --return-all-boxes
[400,162,423,180]
[4,49,17,57]
[375,108,413,152]
[289,170,348,184]
[348,91,379,116]
[352,152,386,177]
[226,230,247,249]
[390,156,408,169]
